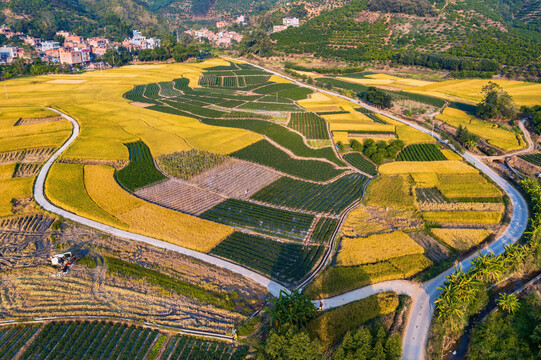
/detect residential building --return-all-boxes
[283,17,300,27]
[0,46,17,63]
[273,25,288,33]
[41,41,60,52]
[59,48,90,65]
[216,21,229,28]
[24,36,41,47]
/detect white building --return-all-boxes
[127,30,161,50]
[283,17,300,27]
[0,46,18,62]
[41,41,60,52]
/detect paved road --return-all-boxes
[230,60,529,360]
[34,108,287,299]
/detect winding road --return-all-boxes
[29,59,529,360]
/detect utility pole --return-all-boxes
[4,84,7,99]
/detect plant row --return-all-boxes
[211,232,324,284]
[311,217,340,243]
[200,199,315,242]
[157,149,229,180]
[519,153,541,166]
[251,174,368,215]
[0,325,38,360]
[115,141,166,191]
[289,112,329,140]
[163,335,249,360]
[397,143,446,162]
[343,152,377,176]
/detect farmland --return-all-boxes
[210,232,324,284]
[343,152,378,176]
[288,112,330,140]
[397,144,446,162]
[250,173,368,215]
[518,153,541,167]
[115,141,166,191]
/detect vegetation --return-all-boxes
[343,152,378,176]
[289,112,330,140]
[396,144,446,162]
[477,82,517,121]
[210,232,324,284]
[519,153,541,166]
[306,292,399,350]
[115,141,166,191]
[269,290,317,331]
[359,87,393,109]
[251,174,368,215]
[360,138,405,165]
[200,199,315,241]
[431,228,492,251]
[157,149,229,180]
[311,217,340,243]
[231,140,345,182]
[258,326,324,360]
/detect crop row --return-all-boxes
[519,153,541,166]
[289,112,329,140]
[343,152,377,176]
[22,322,159,360]
[251,173,368,215]
[415,187,449,203]
[200,198,315,241]
[231,140,345,182]
[0,214,54,232]
[311,217,339,243]
[163,335,248,360]
[355,108,388,124]
[0,325,38,360]
[144,83,161,99]
[157,149,229,180]
[397,143,446,162]
[115,141,166,191]
[158,81,183,97]
[211,232,324,284]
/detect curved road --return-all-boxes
[30,59,529,360]
[228,58,529,359]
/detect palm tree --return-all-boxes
[497,293,520,314]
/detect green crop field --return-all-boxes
[251,173,368,215]
[200,199,315,241]
[0,325,39,359]
[343,153,378,176]
[289,112,330,140]
[311,217,340,243]
[162,335,248,360]
[519,153,541,167]
[231,140,345,182]
[397,144,446,162]
[210,232,324,284]
[115,141,166,192]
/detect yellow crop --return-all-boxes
[441,149,462,160]
[337,231,425,266]
[0,164,15,181]
[431,228,492,251]
[84,165,233,252]
[422,211,502,224]
[379,160,477,174]
[437,173,501,198]
[329,123,395,132]
[365,175,415,209]
[436,108,523,151]
[411,172,439,188]
[387,254,432,277]
[0,177,33,216]
[269,75,292,83]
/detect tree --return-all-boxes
[238,30,273,57]
[477,82,517,121]
[359,87,392,108]
[259,326,324,360]
[268,290,317,332]
[497,293,520,314]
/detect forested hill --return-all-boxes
[271,0,541,75]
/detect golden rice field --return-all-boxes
[422,211,502,224]
[364,175,415,209]
[337,231,425,266]
[379,160,478,175]
[405,79,541,107]
[0,59,262,161]
[0,177,33,216]
[431,228,492,251]
[441,149,462,161]
[337,74,433,90]
[437,173,501,198]
[269,74,292,83]
[411,172,439,188]
[436,107,524,151]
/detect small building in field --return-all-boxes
[283,17,300,27]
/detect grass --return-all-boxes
[210,232,324,284]
[200,198,315,242]
[378,161,477,175]
[84,165,233,252]
[364,175,415,209]
[436,107,524,151]
[343,152,377,176]
[397,144,446,162]
[336,231,425,266]
[115,141,166,191]
[422,211,502,224]
[306,292,399,351]
[431,228,492,251]
[250,173,368,215]
[231,140,344,182]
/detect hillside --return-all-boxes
[271,0,541,76]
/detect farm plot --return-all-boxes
[200,199,315,241]
[13,163,41,177]
[158,81,184,97]
[135,179,226,216]
[288,112,329,140]
[157,149,229,180]
[115,141,166,192]
[190,158,281,198]
[436,173,501,199]
[163,335,248,360]
[311,217,340,243]
[0,213,54,232]
[397,144,446,161]
[251,173,369,215]
[210,232,324,284]
[343,152,377,176]
[231,140,345,182]
[415,187,448,203]
[21,321,159,360]
[519,153,541,167]
[0,325,39,359]
[431,228,492,251]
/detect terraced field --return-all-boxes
[397,144,446,162]
[200,199,315,242]
[251,173,368,215]
[210,232,325,284]
[519,153,541,166]
[288,112,329,140]
[343,152,377,176]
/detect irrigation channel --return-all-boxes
[27,59,529,359]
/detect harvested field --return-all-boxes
[342,205,423,238]
[14,116,62,126]
[416,187,448,203]
[190,158,281,198]
[13,163,41,178]
[0,147,56,165]
[408,231,450,262]
[431,228,492,251]
[135,178,226,216]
